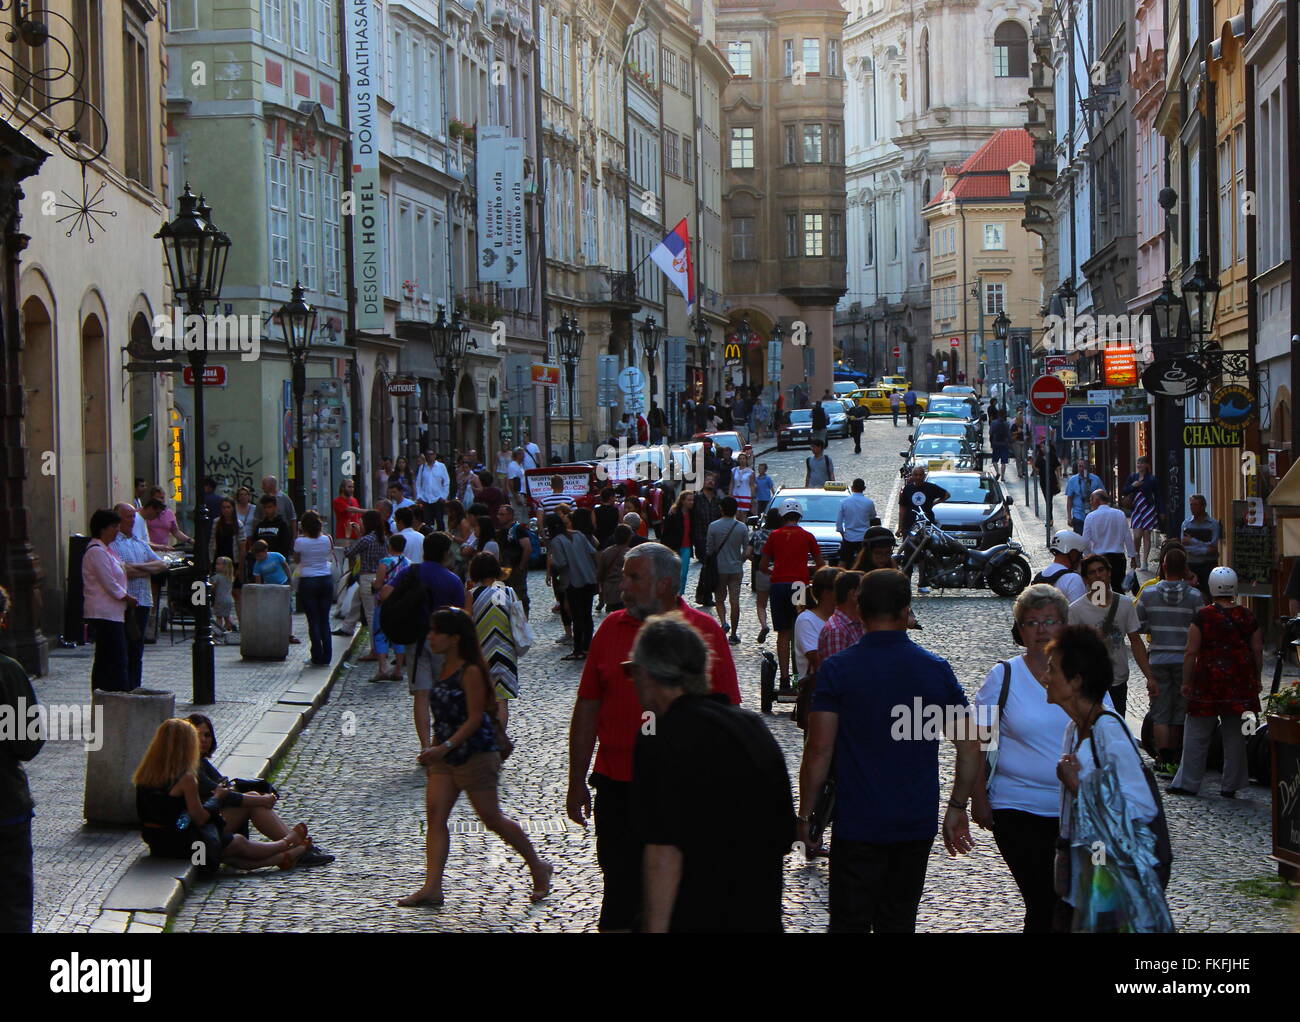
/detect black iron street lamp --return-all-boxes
[430,302,475,454]
[155,184,231,704]
[1146,276,1190,349]
[1181,255,1221,346]
[553,315,585,461]
[694,317,711,439]
[638,315,664,405]
[278,282,318,522]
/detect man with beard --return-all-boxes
[566,542,741,931]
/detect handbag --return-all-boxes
[695,520,740,604]
[505,587,537,655]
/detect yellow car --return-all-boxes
[877,375,911,392]
[850,387,929,416]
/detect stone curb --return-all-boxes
[89,628,365,933]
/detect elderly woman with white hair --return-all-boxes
[970,583,1112,933]
[628,611,792,932]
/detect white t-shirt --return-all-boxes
[506,460,525,493]
[1068,592,1141,685]
[1038,562,1087,604]
[732,467,755,500]
[976,655,1112,817]
[794,610,828,679]
[396,527,426,564]
[522,442,542,470]
[1063,714,1157,826]
[294,535,334,577]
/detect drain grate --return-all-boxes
[448,817,572,835]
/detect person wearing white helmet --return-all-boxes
[1169,566,1264,798]
[1030,530,1087,604]
[758,497,826,692]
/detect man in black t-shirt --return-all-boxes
[250,495,294,560]
[897,467,950,534]
[631,614,793,932]
[495,504,532,614]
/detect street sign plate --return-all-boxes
[386,377,418,396]
[531,364,560,388]
[950,337,960,348]
[1060,404,1109,440]
[618,366,644,394]
[182,365,227,387]
[1029,374,1068,415]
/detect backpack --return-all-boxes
[1031,565,1064,588]
[378,565,431,645]
[811,404,828,430]
[1079,709,1174,889]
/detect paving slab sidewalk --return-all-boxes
[27,614,361,933]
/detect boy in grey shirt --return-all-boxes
[1135,547,1203,776]
[707,496,751,644]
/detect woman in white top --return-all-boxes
[730,453,757,515]
[293,510,336,666]
[1049,624,1170,932]
[972,583,1111,933]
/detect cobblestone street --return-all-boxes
[170,416,1295,933]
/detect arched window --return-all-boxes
[993,22,1028,78]
[919,30,930,109]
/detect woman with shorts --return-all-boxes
[398,608,552,908]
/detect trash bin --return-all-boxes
[84,687,176,825]
[240,583,291,660]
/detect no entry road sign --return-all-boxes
[1029,374,1068,416]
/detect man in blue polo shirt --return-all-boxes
[798,568,981,932]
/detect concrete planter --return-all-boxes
[84,688,176,825]
[239,584,291,660]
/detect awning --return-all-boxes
[1267,457,1300,507]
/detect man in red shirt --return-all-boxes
[568,541,741,931]
[758,497,825,691]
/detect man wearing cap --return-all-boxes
[759,498,826,692]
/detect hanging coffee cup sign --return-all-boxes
[1140,357,1208,398]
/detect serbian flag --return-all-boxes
[648,218,695,312]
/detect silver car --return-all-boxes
[761,484,864,564]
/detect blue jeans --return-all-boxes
[297,575,334,665]
[678,547,692,595]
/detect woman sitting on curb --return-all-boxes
[186,713,334,867]
[134,718,310,872]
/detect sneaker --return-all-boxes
[299,849,336,867]
[756,625,769,644]
[917,586,931,595]
[729,631,741,645]
[1155,762,1178,779]
[1166,786,1197,796]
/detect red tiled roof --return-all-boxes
[926,129,1033,207]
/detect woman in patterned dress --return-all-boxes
[731,452,756,515]
[1121,456,1161,571]
[464,551,520,729]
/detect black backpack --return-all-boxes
[811,404,828,430]
[378,565,431,645]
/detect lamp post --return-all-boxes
[694,316,711,440]
[1181,255,1221,349]
[993,308,1010,404]
[1145,275,1196,532]
[639,314,664,410]
[554,315,585,461]
[278,282,318,521]
[429,302,475,456]
[769,321,784,408]
[737,316,752,395]
[155,184,231,704]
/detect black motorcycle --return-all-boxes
[896,516,1030,597]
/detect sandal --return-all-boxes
[529,861,554,903]
[285,823,309,849]
[397,890,446,908]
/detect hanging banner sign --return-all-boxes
[724,342,742,367]
[476,126,528,288]
[531,364,560,388]
[1102,346,1138,387]
[345,0,383,330]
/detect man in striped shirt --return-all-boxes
[536,474,575,515]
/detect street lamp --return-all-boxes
[695,317,711,439]
[553,315,585,461]
[1181,255,1221,345]
[155,183,230,704]
[1146,276,1190,351]
[430,301,475,455]
[278,282,318,522]
[638,314,664,405]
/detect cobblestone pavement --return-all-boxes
[171,415,1295,933]
[29,610,350,933]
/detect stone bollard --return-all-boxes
[240,583,291,660]
[84,688,176,825]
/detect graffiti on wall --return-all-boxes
[205,441,263,493]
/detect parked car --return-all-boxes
[940,385,977,397]
[832,380,860,398]
[912,418,982,448]
[900,435,982,477]
[689,431,746,457]
[927,470,1014,550]
[877,375,911,392]
[754,483,863,564]
[850,387,929,417]
[777,409,815,450]
[819,400,850,438]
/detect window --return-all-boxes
[1257,84,1289,269]
[802,39,821,74]
[564,167,575,263]
[804,213,824,256]
[662,48,677,91]
[538,5,547,91]
[784,124,797,164]
[919,29,930,109]
[1188,146,1201,256]
[803,124,823,163]
[829,213,842,256]
[317,0,335,65]
[297,164,318,291]
[581,177,596,263]
[828,124,841,163]
[322,171,341,294]
[785,213,799,257]
[562,21,572,104]
[783,39,794,77]
[72,1,104,151]
[664,131,679,177]
[169,0,198,29]
[122,16,151,186]
[730,126,754,168]
[682,138,693,182]
[994,22,1029,77]
[864,203,875,265]
[268,156,291,285]
[264,0,284,41]
[984,282,1004,315]
[580,39,592,119]
[1217,139,1231,267]
[1234,126,1246,263]
[828,40,840,77]
[732,217,755,260]
[291,0,310,53]
[983,223,1005,250]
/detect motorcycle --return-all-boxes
[896,516,1030,597]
